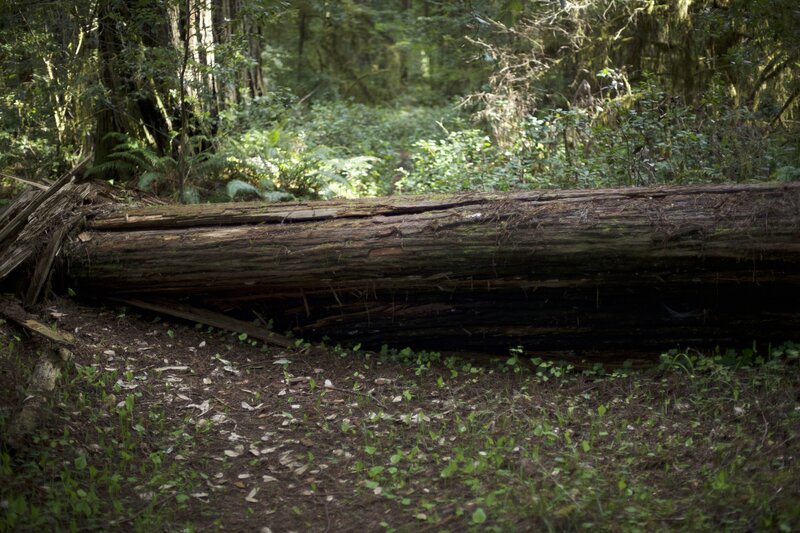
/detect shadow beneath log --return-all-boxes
[198,281,798,357]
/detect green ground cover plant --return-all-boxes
[2,305,798,531]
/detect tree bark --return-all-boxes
[61,183,800,355]
[95,0,177,166]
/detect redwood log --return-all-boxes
[64,183,800,354]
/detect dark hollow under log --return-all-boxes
[63,183,800,355]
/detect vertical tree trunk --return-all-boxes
[94,0,179,168]
[244,15,266,99]
[94,0,132,167]
[297,2,308,84]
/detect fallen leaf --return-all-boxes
[186,400,211,416]
[115,379,139,390]
[155,366,189,372]
[278,452,295,466]
[224,445,245,458]
[245,488,259,502]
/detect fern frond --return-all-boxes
[108,150,149,168]
[153,155,177,170]
[86,159,137,177]
[138,171,165,190]
[226,179,260,200]
[182,186,200,204]
[261,191,295,202]
[136,148,162,168]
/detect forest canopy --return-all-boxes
[1,0,798,202]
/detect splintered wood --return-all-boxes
[0,158,92,304]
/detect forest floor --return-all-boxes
[1,297,799,532]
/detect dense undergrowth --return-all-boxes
[60,83,800,203]
[2,1,798,203]
[5,84,796,207]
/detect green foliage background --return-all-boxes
[1,0,798,203]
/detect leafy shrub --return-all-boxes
[219,102,469,199]
[219,80,800,200]
[396,129,529,193]
[81,82,800,203]
[286,101,468,194]
[220,127,382,200]
[513,78,800,189]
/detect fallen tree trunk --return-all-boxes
[60,182,800,354]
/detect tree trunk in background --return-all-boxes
[246,21,266,99]
[94,0,133,166]
[95,0,177,165]
[185,0,216,101]
[63,183,800,356]
[213,0,265,103]
[297,1,308,87]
